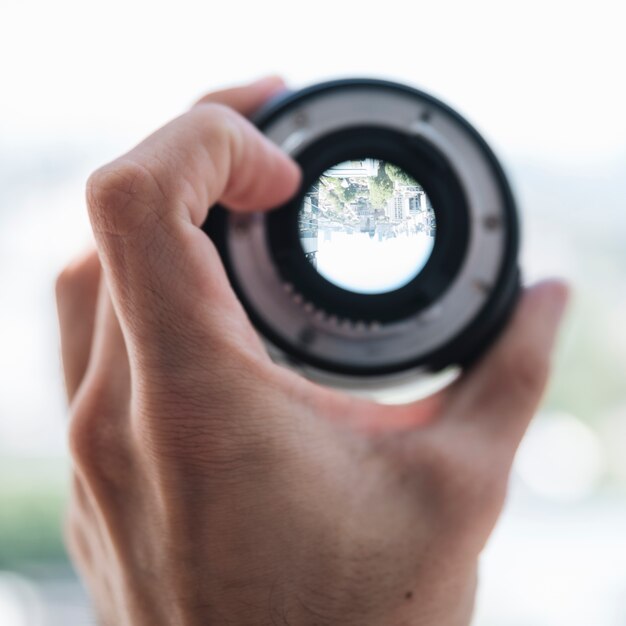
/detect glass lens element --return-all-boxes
[298,159,436,294]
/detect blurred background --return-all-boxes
[1,0,625,624]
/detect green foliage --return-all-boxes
[0,460,69,569]
[368,166,394,208]
[321,177,362,214]
[543,294,626,423]
[385,163,419,188]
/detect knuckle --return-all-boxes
[194,101,236,125]
[395,431,513,548]
[86,160,162,237]
[68,402,103,472]
[192,102,241,154]
[68,380,125,479]
[416,437,503,516]
[456,455,507,510]
[397,437,466,515]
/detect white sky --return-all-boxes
[317,231,434,293]
[2,0,626,168]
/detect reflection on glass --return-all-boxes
[298,159,437,294]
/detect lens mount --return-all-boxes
[204,78,520,389]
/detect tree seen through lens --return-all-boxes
[298,159,437,293]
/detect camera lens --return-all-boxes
[299,159,436,295]
[204,78,520,392]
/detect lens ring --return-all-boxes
[266,125,469,323]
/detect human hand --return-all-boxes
[56,77,569,626]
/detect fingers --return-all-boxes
[87,102,300,230]
[85,277,130,402]
[56,247,130,420]
[194,75,287,118]
[56,249,101,403]
[67,278,132,487]
[445,280,570,453]
[86,88,301,363]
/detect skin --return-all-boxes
[55,76,569,626]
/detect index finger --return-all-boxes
[86,83,301,365]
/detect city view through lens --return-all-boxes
[298,159,437,294]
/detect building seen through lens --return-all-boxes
[299,159,436,276]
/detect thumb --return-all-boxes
[445,280,570,453]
